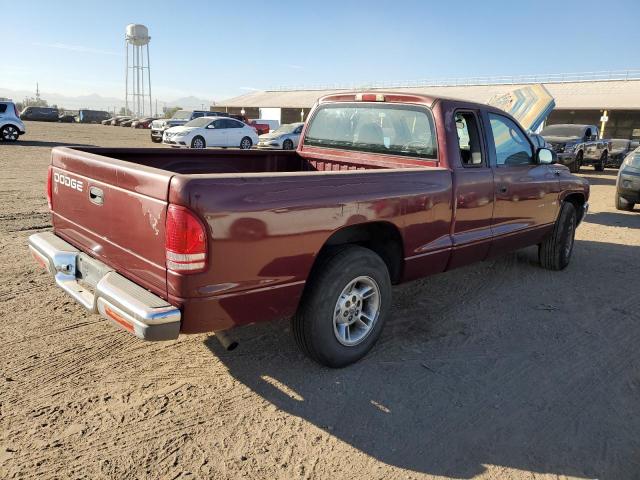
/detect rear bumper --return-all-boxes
[28,232,180,341]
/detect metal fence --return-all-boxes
[268,69,640,92]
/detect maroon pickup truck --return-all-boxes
[29,92,589,367]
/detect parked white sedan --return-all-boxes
[163,116,258,149]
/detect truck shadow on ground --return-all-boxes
[206,239,640,479]
[586,211,640,228]
[579,171,617,186]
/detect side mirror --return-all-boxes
[207,124,215,129]
[537,147,555,165]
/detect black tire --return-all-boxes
[1,125,19,142]
[570,152,582,173]
[151,137,162,143]
[615,195,635,211]
[594,151,607,172]
[539,202,577,271]
[292,245,391,368]
[240,136,252,149]
[191,136,206,149]
[283,139,294,150]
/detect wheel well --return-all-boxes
[563,193,585,221]
[316,222,404,284]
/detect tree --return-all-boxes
[118,107,132,116]
[163,106,182,118]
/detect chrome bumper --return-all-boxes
[28,232,180,341]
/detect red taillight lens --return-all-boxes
[46,166,53,210]
[355,93,385,102]
[165,205,207,273]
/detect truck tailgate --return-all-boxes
[50,147,172,297]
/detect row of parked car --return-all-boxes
[149,109,303,150]
[101,115,156,128]
[19,106,111,124]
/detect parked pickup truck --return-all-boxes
[29,92,589,367]
[540,124,611,173]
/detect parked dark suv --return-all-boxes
[20,106,60,122]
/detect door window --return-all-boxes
[213,119,226,129]
[0,104,6,113]
[488,113,533,166]
[455,112,484,167]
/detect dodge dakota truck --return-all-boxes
[29,92,589,367]
[540,123,611,173]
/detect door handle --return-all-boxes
[89,186,104,205]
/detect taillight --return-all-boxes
[46,166,53,210]
[14,104,19,117]
[355,93,385,102]
[165,205,207,273]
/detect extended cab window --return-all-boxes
[455,112,483,166]
[304,103,437,159]
[488,113,533,166]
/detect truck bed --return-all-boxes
[69,147,401,175]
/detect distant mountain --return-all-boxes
[0,87,212,112]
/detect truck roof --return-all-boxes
[316,91,508,114]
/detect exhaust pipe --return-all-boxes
[215,330,238,351]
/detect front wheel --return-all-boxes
[283,139,294,150]
[616,195,635,211]
[570,153,582,173]
[240,136,253,149]
[1,125,19,142]
[539,202,577,270]
[191,136,206,149]
[291,245,391,368]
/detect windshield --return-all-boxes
[183,118,211,128]
[540,125,585,137]
[172,110,192,120]
[272,124,299,135]
[611,139,630,149]
[304,104,437,159]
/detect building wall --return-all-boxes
[546,109,640,139]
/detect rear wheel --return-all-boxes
[594,151,607,171]
[240,137,252,149]
[151,136,162,143]
[291,245,391,368]
[191,136,206,149]
[539,202,577,270]
[1,125,19,142]
[283,139,294,150]
[615,195,635,211]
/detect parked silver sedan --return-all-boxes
[257,122,304,150]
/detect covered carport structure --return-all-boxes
[214,71,640,139]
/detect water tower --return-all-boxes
[125,24,152,117]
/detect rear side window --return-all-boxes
[488,113,533,166]
[304,103,437,159]
[0,104,7,113]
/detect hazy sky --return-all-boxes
[4,0,639,103]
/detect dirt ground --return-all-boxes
[1,121,639,480]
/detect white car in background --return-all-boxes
[163,116,258,149]
[257,122,304,150]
